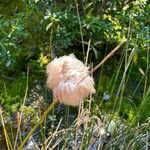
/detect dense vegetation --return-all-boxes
[0,0,149,149]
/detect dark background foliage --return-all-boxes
[0,0,149,121]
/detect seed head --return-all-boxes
[46,54,95,106]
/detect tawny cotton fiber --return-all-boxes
[46,54,95,106]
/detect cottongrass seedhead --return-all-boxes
[46,54,95,106]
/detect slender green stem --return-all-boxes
[0,110,13,150]
[14,66,29,150]
[18,101,56,150]
[75,0,85,59]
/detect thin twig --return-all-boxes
[90,41,125,73]
[85,39,91,66]
[78,41,126,84]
